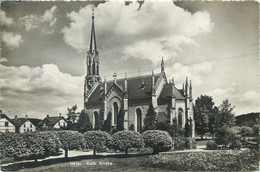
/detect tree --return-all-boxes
[84,130,112,155]
[56,130,85,158]
[142,130,173,154]
[103,112,112,133]
[156,118,184,138]
[77,110,92,133]
[217,99,235,128]
[143,104,157,131]
[112,131,144,155]
[94,112,103,130]
[67,105,78,123]
[117,109,124,131]
[194,95,215,138]
[215,127,241,149]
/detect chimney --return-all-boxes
[25,115,28,118]
[47,114,49,118]
[15,115,17,119]
[0,110,2,114]
[59,113,61,117]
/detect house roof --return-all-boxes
[86,73,160,105]
[39,116,67,127]
[0,114,16,125]
[12,118,42,127]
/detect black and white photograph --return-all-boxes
[0,0,259,171]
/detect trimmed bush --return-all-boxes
[0,132,61,161]
[112,130,144,155]
[84,130,112,155]
[36,131,61,156]
[144,151,259,171]
[142,130,173,154]
[206,140,218,150]
[56,130,85,158]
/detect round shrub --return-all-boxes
[56,130,85,158]
[112,130,144,155]
[142,130,173,154]
[206,140,218,150]
[36,131,61,156]
[0,132,24,159]
[84,130,112,155]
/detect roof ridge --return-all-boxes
[105,73,161,83]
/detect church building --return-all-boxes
[84,10,195,137]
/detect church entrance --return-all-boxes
[136,108,142,132]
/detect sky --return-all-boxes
[0,1,259,119]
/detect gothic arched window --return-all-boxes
[178,108,183,127]
[136,108,142,132]
[113,102,118,126]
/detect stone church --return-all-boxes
[84,10,195,137]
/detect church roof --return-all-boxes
[159,83,185,100]
[86,73,160,105]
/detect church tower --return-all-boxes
[84,8,101,104]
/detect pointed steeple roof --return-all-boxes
[89,8,97,53]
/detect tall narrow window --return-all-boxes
[5,122,8,127]
[178,108,183,127]
[136,108,142,132]
[113,102,118,126]
[94,111,99,129]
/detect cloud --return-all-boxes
[19,6,57,33]
[0,58,8,63]
[2,31,23,49]
[0,64,84,118]
[0,10,13,26]
[166,62,215,87]
[206,86,259,115]
[62,1,213,65]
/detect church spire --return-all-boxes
[89,8,97,53]
[161,56,165,72]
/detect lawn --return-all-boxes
[1,153,164,172]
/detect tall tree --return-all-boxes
[103,112,112,133]
[217,99,235,128]
[77,110,92,133]
[67,105,78,123]
[194,95,215,139]
[143,104,157,131]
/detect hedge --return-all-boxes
[142,130,173,154]
[112,130,144,155]
[144,150,259,171]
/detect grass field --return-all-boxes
[1,154,163,172]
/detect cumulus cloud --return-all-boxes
[2,31,23,49]
[206,85,259,115]
[0,64,84,118]
[19,6,57,33]
[0,10,13,26]
[166,62,215,87]
[62,1,213,65]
